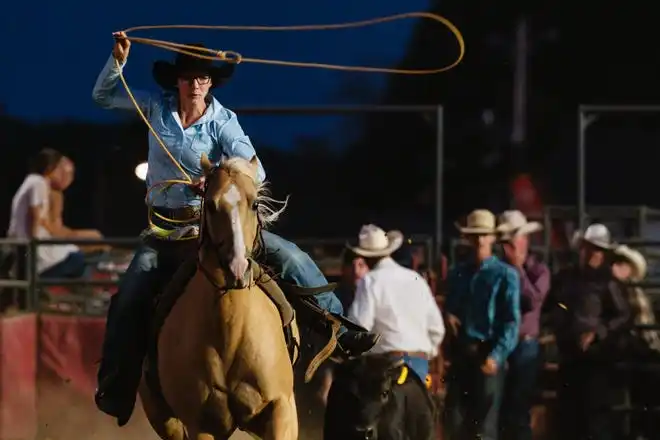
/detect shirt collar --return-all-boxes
[167,94,222,127]
[374,257,397,270]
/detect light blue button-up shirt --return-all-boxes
[445,255,521,366]
[92,55,266,209]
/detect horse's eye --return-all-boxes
[381,390,389,399]
[251,201,259,211]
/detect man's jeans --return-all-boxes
[401,355,429,384]
[98,231,344,399]
[500,339,540,440]
[444,347,505,440]
[40,251,88,279]
[557,356,614,440]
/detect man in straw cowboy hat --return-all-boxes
[612,244,660,353]
[347,224,446,383]
[611,245,660,438]
[92,33,379,425]
[549,223,630,440]
[444,209,521,440]
[496,210,550,440]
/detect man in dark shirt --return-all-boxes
[550,224,630,440]
[497,211,550,440]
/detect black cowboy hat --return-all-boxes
[152,43,235,91]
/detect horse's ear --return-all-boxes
[249,155,259,173]
[200,153,213,176]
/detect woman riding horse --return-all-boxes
[92,32,379,426]
[140,155,301,440]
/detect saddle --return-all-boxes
[145,255,344,398]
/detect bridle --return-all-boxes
[195,165,265,290]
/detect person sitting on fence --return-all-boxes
[8,149,87,280]
[48,156,110,255]
[611,245,660,354]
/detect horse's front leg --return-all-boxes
[259,394,298,440]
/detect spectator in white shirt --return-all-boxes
[48,156,109,254]
[8,149,86,279]
[348,224,446,382]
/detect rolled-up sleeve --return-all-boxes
[92,54,153,114]
[425,283,446,357]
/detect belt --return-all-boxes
[153,206,201,222]
[389,351,430,360]
[519,334,537,342]
[143,235,198,255]
[145,206,201,242]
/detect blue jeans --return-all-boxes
[99,231,344,390]
[499,339,540,440]
[444,348,505,440]
[40,251,88,278]
[400,355,429,383]
[260,231,343,317]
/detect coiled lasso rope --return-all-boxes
[114,11,465,232]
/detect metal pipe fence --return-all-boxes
[0,234,435,313]
[448,232,660,438]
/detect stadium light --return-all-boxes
[134,162,148,181]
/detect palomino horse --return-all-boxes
[138,154,300,440]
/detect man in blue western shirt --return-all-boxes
[443,209,521,440]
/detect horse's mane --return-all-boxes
[223,157,289,228]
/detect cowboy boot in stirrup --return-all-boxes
[337,330,382,357]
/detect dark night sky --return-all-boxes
[1,0,435,149]
[5,0,660,238]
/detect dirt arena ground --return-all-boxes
[35,379,322,440]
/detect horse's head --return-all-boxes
[325,354,407,440]
[199,153,263,284]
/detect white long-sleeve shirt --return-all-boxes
[348,258,445,357]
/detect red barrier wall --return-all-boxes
[38,314,105,395]
[36,314,152,440]
[0,314,37,440]
[1,313,448,440]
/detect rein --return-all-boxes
[112,11,465,228]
